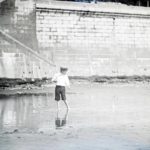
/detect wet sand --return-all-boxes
[0,83,150,150]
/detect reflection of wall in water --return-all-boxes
[0,95,55,132]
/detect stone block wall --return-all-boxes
[1,1,150,78]
[0,0,55,79]
[0,34,55,78]
[36,3,150,76]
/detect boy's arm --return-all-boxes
[51,74,57,83]
[65,76,70,88]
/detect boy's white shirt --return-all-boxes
[52,73,70,87]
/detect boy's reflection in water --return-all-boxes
[55,109,68,129]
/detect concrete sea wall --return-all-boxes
[36,2,150,76]
[0,0,55,79]
[1,1,150,78]
[0,0,37,49]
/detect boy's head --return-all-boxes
[60,67,68,74]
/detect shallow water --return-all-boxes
[0,84,150,133]
[0,84,150,150]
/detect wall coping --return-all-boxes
[36,1,150,17]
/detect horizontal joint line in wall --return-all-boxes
[36,7,150,19]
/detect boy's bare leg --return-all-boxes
[63,100,69,110]
[64,108,69,120]
[57,101,59,110]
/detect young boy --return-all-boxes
[52,67,70,110]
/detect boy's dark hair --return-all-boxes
[60,67,68,72]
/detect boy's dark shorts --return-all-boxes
[55,86,66,101]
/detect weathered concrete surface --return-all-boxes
[0,0,55,79]
[1,1,150,78]
[0,83,150,150]
[36,2,150,76]
[0,0,36,49]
